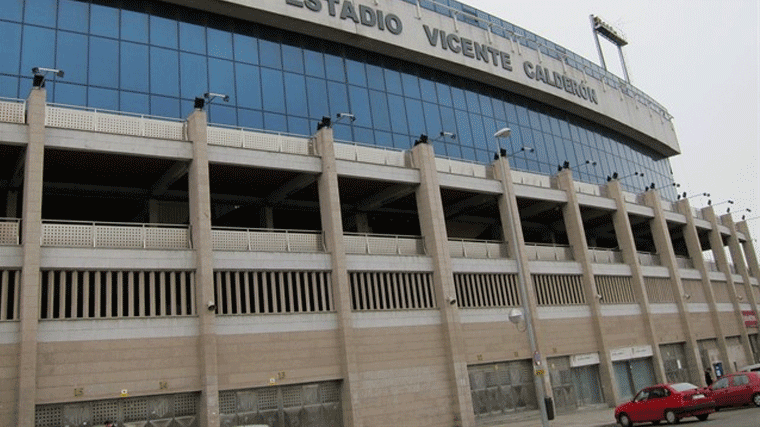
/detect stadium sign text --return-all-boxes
[285,0,403,35]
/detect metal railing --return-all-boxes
[510,170,551,188]
[334,139,406,167]
[675,256,694,269]
[343,232,426,255]
[41,220,191,249]
[207,124,310,155]
[589,247,624,264]
[575,181,602,196]
[448,238,507,259]
[525,243,574,261]
[0,97,26,124]
[411,0,672,121]
[435,156,489,178]
[45,103,186,140]
[636,252,661,266]
[211,227,324,253]
[0,218,20,245]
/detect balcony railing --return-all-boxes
[0,97,25,124]
[334,140,406,167]
[510,170,551,188]
[41,220,191,249]
[448,239,507,259]
[45,103,186,140]
[343,233,426,256]
[705,261,719,272]
[589,247,624,264]
[211,227,324,253]
[435,156,489,178]
[637,252,661,266]
[675,256,694,269]
[0,218,20,245]
[525,243,574,261]
[207,124,310,155]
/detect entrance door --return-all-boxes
[613,358,655,400]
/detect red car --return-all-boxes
[707,371,760,409]
[614,383,714,426]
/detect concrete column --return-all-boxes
[715,213,755,366]
[492,157,553,402]
[675,200,731,372]
[313,126,360,427]
[641,189,704,384]
[410,143,475,427]
[355,212,370,233]
[725,218,760,315]
[186,110,220,427]
[5,191,18,217]
[261,206,275,229]
[737,221,760,314]
[605,183,666,383]
[554,170,618,405]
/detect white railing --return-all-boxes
[41,220,191,249]
[511,170,551,188]
[0,97,25,124]
[435,157,489,178]
[0,218,20,245]
[637,252,661,266]
[661,200,675,211]
[45,103,186,140]
[343,233,425,256]
[334,140,406,167]
[525,243,574,261]
[621,191,637,203]
[705,261,719,272]
[211,227,324,252]
[448,239,507,259]
[675,256,694,269]
[575,182,602,196]
[207,125,310,155]
[589,248,624,264]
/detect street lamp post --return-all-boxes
[494,128,550,426]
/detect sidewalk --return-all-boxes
[487,406,618,427]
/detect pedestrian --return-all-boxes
[704,369,713,386]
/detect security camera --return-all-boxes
[207,300,216,311]
[508,308,524,325]
[447,296,457,306]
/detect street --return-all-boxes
[668,407,759,427]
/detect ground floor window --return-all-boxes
[548,356,604,413]
[468,360,537,420]
[613,358,655,401]
[660,342,693,384]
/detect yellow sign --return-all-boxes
[534,369,545,376]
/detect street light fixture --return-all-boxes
[493,127,550,426]
[31,67,64,88]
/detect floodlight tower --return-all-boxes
[590,15,631,83]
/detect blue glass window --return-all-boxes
[88,87,118,110]
[208,27,233,60]
[0,0,23,22]
[58,0,88,32]
[304,49,325,78]
[348,85,370,128]
[259,39,282,69]
[387,94,407,135]
[401,73,420,99]
[56,32,87,84]
[150,16,178,49]
[89,37,119,88]
[150,47,179,97]
[180,22,206,54]
[208,104,236,125]
[479,94,493,118]
[422,102,441,136]
[260,68,285,113]
[405,98,424,136]
[346,59,366,87]
[420,79,436,102]
[179,52,207,100]
[366,64,384,91]
[465,91,480,114]
[282,44,304,74]
[20,26,55,80]
[264,112,287,133]
[121,10,149,43]
[451,87,466,110]
[305,77,328,119]
[150,94,179,118]
[435,82,452,107]
[327,81,348,116]
[235,63,262,110]
[234,33,258,65]
[53,82,85,106]
[384,69,402,95]
[0,22,22,75]
[208,58,235,103]
[90,3,119,38]
[369,90,390,132]
[324,53,345,82]
[120,91,149,115]
[284,72,307,117]
[119,42,148,92]
[0,75,19,98]
[288,116,310,136]
[238,108,263,129]
[24,0,57,28]
[455,109,472,147]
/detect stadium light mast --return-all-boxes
[590,14,631,83]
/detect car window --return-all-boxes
[733,375,749,386]
[713,378,729,390]
[634,390,650,402]
[649,388,667,399]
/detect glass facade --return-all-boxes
[0,0,676,197]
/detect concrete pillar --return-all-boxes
[606,183,666,384]
[313,126,360,427]
[554,170,618,405]
[186,110,220,427]
[5,191,18,217]
[261,206,275,229]
[16,88,46,426]
[492,156,553,402]
[725,218,760,315]
[355,212,370,233]
[675,200,731,373]
[641,189,704,384]
[737,221,760,317]
[410,142,475,427]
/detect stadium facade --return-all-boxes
[0,0,758,426]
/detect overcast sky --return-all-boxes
[461,0,760,259]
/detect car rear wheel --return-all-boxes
[618,413,632,427]
[696,414,709,421]
[753,393,760,407]
[665,410,679,424]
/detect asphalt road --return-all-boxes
[670,407,759,427]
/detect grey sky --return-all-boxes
[462,0,760,255]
